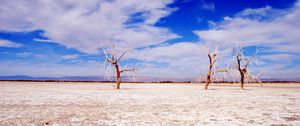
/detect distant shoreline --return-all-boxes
[1,80,299,83]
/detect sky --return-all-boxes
[0,0,299,80]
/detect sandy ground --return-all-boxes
[0,82,299,126]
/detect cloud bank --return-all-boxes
[0,0,179,54]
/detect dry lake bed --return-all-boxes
[0,82,299,126]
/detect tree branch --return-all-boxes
[120,68,139,73]
[111,42,116,61]
[117,50,128,62]
[215,68,228,73]
[244,55,256,68]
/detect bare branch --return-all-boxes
[102,47,114,64]
[117,50,128,62]
[244,56,256,68]
[215,68,228,73]
[120,68,139,73]
[111,42,116,61]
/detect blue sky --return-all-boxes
[0,0,299,80]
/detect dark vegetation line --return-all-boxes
[0,80,298,83]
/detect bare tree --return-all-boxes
[235,47,258,89]
[205,48,228,90]
[205,49,217,90]
[103,42,138,89]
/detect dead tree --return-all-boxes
[103,42,138,89]
[205,48,228,90]
[235,48,258,89]
[205,49,217,90]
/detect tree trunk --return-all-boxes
[237,54,244,90]
[114,64,121,89]
[205,54,213,90]
[205,74,211,90]
[240,73,244,90]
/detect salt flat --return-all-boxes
[0,82,299,126]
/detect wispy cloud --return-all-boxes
[0,39,22,48]
[33,38,56,43]
[200,0,215,11]
[235,6,285,21]
[34,54,46,58]
[16,52,31,57]
[61,54,80,60]
[259,53,296,63]
[127,42,208,78]
[0,61,101,77]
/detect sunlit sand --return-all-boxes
[0,82,299,125]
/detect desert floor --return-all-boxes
[0,82,299,126]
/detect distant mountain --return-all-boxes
[261,78,300,82]
[0,75,106,81]
[0,75,196,82]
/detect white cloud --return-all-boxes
[124,1,300,79]
[0,39,23,48]
[0,0,179,54]
[238,6,272,16]
[127,42,209,78]
[129,42,207,62]
[258,63,300,79]
[61,54,80,60]
[194,4,300,52]
[0,61,102,77]
[16,52,31,57]
[34,54,46,58]
[193,1,300,79]
[259,53,296,63]
[33,38,56,43]
[235,6,285,20]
